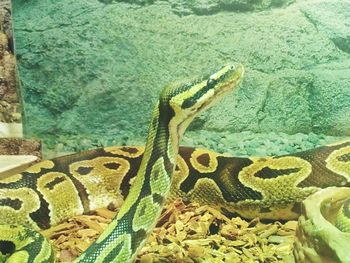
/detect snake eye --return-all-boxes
[207,78,215,85]
[182,98,195,109]
[207,77,218,88]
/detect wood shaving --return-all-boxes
[42,199,296,263]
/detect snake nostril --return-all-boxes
[0,240,15,255]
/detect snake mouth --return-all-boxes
[198,63,244,113]
[214,63,244,94]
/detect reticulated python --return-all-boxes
[0,63,350,262]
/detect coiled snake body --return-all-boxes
[0,64,243,262]
[0,64,350,262]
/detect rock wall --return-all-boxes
[0,0,41,176]
[12,0,350,151]
[112,0,296,15]
[0,0,21,126]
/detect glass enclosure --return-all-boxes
[12,0,349,158]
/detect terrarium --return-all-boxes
[0,0,349,262]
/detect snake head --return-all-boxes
[163,63,244,138]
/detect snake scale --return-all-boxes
[0,63,350,262]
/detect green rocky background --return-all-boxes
[12,0,349,157]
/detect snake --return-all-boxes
[0,63,350,262]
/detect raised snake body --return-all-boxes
[0,64,244,262]
[0,64,350,262]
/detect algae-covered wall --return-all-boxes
[12,0,350,154]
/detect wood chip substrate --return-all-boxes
[43,199,297,263]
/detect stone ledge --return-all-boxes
[0,137,41,179]
[0,154,38,178]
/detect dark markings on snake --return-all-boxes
[259,206,272,213]
[102,242,124,263]
[182,71,226,108]
[0,240,15,254]
[84,214,134,260]
[153,169,161,180]
[104,162,121,170]
[181,155,263,202]
[255,167,301,179]
[183,82,213,108]
[76,166,93,175]
[219,158,264,202]
[52,158,97,214]
[66,174,91,213]
[343,198,350,218]
[196,153,210,167]
[337,153,350,162]
[29,196,51,229]
[45,176,65,190]
[141,102,175,198]
[121,147,139,154]
[138,202,146,217]
[152,193,164,205]
[120,157,142,198]
[131,229,147,253]
[220,207,240,218]
[294,148,347,188]
[0,198,22,210]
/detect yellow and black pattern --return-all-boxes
[1,63,350,262]
[0,63,244,262]
[169,141,350,220]
[1,136,350,261]
[0,224,54,262]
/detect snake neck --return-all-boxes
[139,101,178,183]
[75,102,179,263]
[75,64,244,262]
